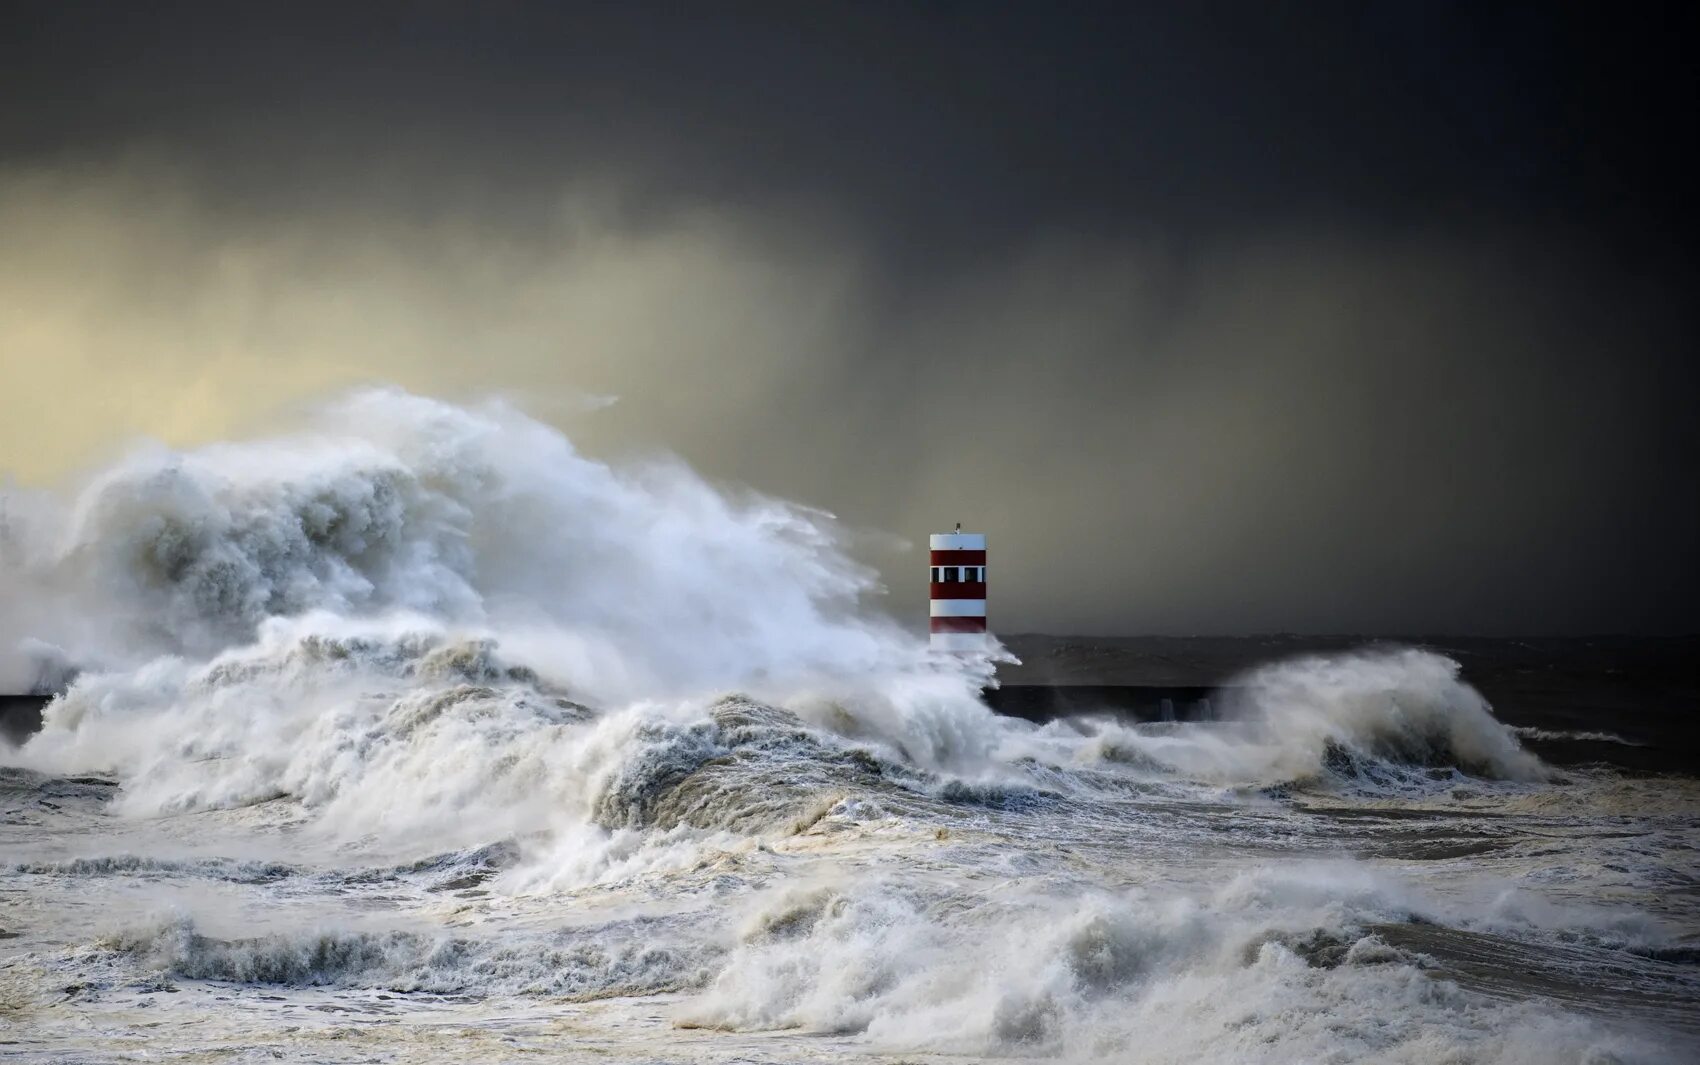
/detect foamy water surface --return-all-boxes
[2,391,1696,1063]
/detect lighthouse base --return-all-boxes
[929,632,989,653]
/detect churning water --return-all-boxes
[2,391,1696,1063]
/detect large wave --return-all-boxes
[1040,650,1548,790]
[1,390,1013,856]
[3,390,1548,837]
[1,389,958,694]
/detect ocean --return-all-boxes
[2,390,1695,1063]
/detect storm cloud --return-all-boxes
[2,2,1695,634]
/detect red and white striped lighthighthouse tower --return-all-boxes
[929,524,987,652]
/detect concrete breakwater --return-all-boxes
[981,684,1225,723]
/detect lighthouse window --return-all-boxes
[933,566,991,582]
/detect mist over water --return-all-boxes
[2,390,1696,1063]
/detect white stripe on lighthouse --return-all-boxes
[928,533,986,551]
[929,632,988,652]
[929,599,987,616]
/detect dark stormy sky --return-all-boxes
[2,2,1696,635]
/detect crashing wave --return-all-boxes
[1225,649,1546,783]
[1,389,969,699]
[587,696,885,834]
[1054,649,1548,790]
[97,914,716,999]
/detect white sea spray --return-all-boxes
[2,389,1694,1065]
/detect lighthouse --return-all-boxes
[929,525,987,652]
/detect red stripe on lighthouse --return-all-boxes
[929,550,987,566]
[930,582,986,598]
[930,616,988,633]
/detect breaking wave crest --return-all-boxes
[98,914,715,999]
[16,617,976,864]
[1059,649,1547,791]
[1228,649,1547,782]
